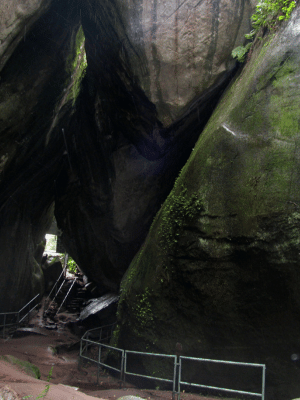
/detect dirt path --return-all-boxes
[0,310,230,400]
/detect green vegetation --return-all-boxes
[118,179,203,301]
[232,0,296,62]
[110,324,120,347]
[65,25,87,105]
[44,234,57,253]
[158,183,203,256]
[0,355,41,379]
[67,256,78,274]
[132,287,154,328]
[22,367,53,400]
[231,42,253,63]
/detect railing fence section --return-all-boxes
[178,356,266,400]
[80,326,266,400]
[82,323,116,344]
[124,350,177,395]
[0,294,40,338]
[80,322,121,383]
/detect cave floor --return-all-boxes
[0,308,237,400]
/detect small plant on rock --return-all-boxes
[22,366,53,400]
[67,256,78,274]
[232,0,297,62]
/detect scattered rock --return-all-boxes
[117,397,145,400]
[13,328,47,337]
[44,324,57,330]
[0,385,20,400]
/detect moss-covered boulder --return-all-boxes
[115,7,300,400]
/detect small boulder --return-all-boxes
[0,385,20,400]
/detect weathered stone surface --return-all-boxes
[80,0,254,126]
[123,0,255,125]
[115,8,300,400]
[0,0,51,72]
[54,0,239,294]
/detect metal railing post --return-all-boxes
[262,364,266,400]
[120,350,124,382]
[178,356,182,400]
[79,338,83,368]
[172,355,178,400]
[3,314,6,338]
[16,312,19,327]
[97,344,101,384]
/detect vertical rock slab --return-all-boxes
[116,7,300,399]
[119,0,255,125]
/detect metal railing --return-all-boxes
[80,338,124,382]
[44,264,67,307]
[80,325,266,400]
[0,294,40,338]
[80,323,122,383]
[81,323,116,343]
[178,356,266,400]
[124,350,177,395]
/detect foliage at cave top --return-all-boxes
[232,0,297,62]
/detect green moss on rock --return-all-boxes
[0,355,41,379]
[115,10,300,397]
[64,25,87,106]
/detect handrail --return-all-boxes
[0,294,40,338]
[82,322,116,342]
[80,325,266,400]
[44,265,67,305]
[44,279,66,315]
[18,294,40,314]
[56,277,77,314]
[124,350,177,395]
[178,355,266,400]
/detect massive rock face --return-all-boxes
[115,8,300,400]
[0,0,253,311]
[54,0,254,293]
